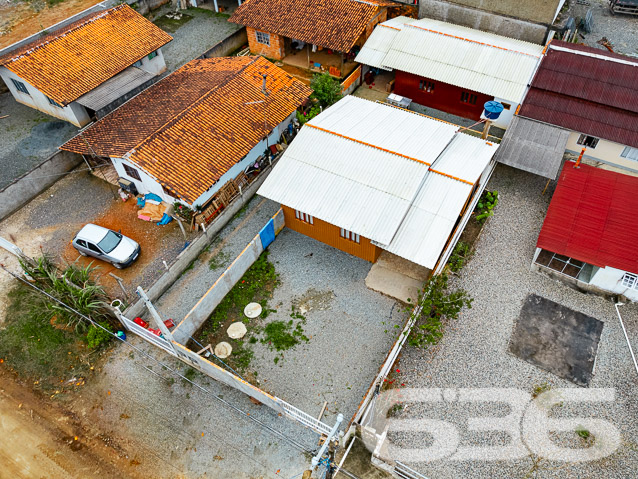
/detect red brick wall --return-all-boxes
[394,70,491,120]
[246,27,284,60]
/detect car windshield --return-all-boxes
[97,230,122,253]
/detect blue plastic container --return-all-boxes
[483,101,504,120]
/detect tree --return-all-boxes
[310,73,342,108]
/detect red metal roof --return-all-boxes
[537,162,638,274]
[520,41,638,148]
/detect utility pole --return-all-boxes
[137,286,175,342]
[311,413,343,476]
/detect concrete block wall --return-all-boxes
[246,27,285,60]
[172,208,285,344]
[201,27,248,58]
[171,341,285,411]
[418,0,549,44]
[0,150,83,222]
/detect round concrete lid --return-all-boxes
[244,302,262,319]
[214,341,232,358]
[227,322,247,339]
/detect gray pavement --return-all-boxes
[0,92,78,189]
[384,164,638,479]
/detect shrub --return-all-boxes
[407,274,472,348]
[475,190,499,224]
[448,241,472,273]
[310,73,342,108]
[86,321,113,349]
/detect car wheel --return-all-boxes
[114,263,124,269]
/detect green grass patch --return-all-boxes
[209,250,231,270]
[0,284,94,393]
[187,7,230,18]
[153,12,193,33]
[261,319,308,352]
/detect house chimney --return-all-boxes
[262,74,269,96]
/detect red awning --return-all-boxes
[537,162,638,274]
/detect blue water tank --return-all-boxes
[483,101,504,120]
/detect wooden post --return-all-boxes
[307,43,310,69]
[481,120,492,140]
[340,52,344,78]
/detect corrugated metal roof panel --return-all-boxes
[354,16,415,70]
[376,174,472,268]
[495,116,570,179]
[258,123,432,245]
[519,41,638,148]
[259,96,499,268]
[430,132,498,182]
[537,162,638,274]
[309,96,459,165]
[370,17,543,102]
[76,66,155,111]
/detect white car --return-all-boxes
[72,224,140,269]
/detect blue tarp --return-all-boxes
[259,219,275,249]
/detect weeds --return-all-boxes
[209,250,232,270]
[448,240,473,273]
[387,403,404,418]
[532,382,551,398]
[475,190,499,224]
[576,427,591,440]
[86,321,113,349]
[406,273,472,348]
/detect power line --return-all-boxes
[0,264,316,459]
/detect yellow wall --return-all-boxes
[565,132,638,177]
[282,206,381,263]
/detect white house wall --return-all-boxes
[191,113,294,207]
[113,112,295,208]
[111,156,176,203]
[589,266,638,302]
[565,132,638,177]
[137,48,167,76]
[0,66,91,127]
[491,97,518,129]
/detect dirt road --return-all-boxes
[0,368,151,479]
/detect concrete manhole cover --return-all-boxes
[214,342,232,358]
[244,302,262,319]
[227,322,247,339]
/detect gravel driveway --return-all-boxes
[0,92,78,189]
[385,164,638,479]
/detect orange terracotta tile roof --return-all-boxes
[229,0,396,52]
[62,56,311,205]
[0,5,172,105]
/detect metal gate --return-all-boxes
[395,461,429,479]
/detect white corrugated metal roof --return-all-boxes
[359,17,543,103]
[258,96,498,268]
[375,133,496,268]
[354,16,415,70]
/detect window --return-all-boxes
[123,163,142,181]
[534,249,586,279]
[11,78,29,95]
[419,80,435,93]
[134,60,143,68]
[255,31,271,46]
[87,242,102,254]
[460,91,478,105]
[148,50,158,60]
[340,228,360,243]
[76,239,87,248]
[500,102,511,110]
[294,209,313,224]
[620,146,638,162]
[46,96,62,108]
[577,134,599,148]
[98,231,122,253]
[621,273,638,290]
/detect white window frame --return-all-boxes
[340,228,360,243]
[255,31,271,46]
[577,134,599,149]
[294,209,313,224]
[11,78,29,95]
[620,146,638,162]
[621,272,638,290]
